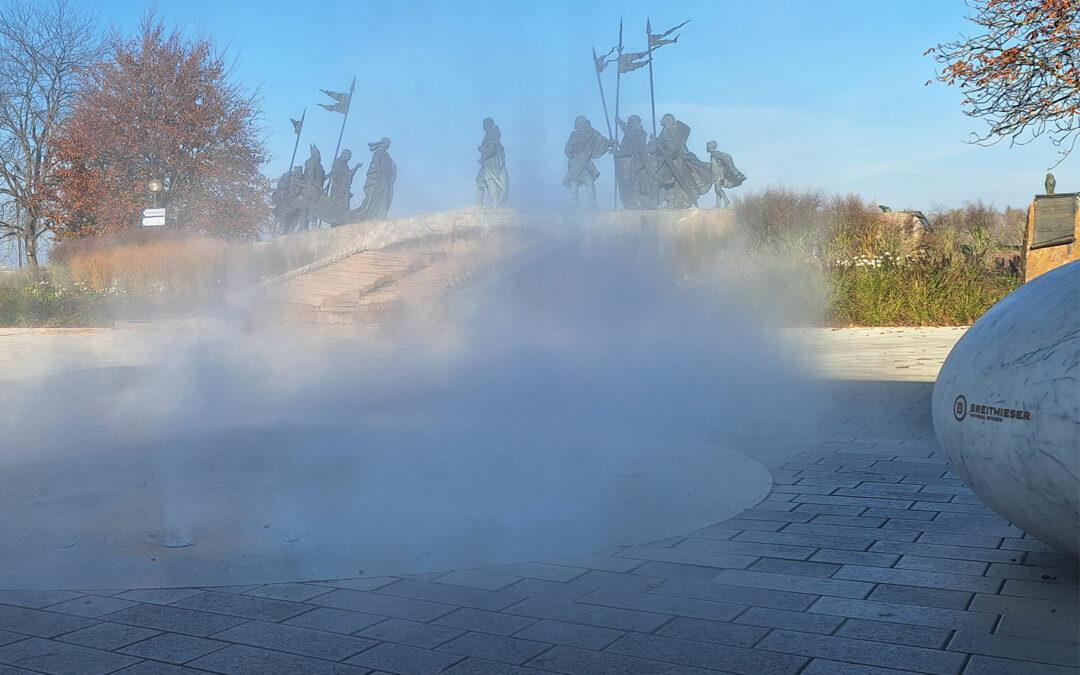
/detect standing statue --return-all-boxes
[706,141,747,209]
[476,117,508,207]
[563,115,612,208]
[652,114,713,209]
[614,115,659,210]
[271,167,305,234]
[302,145,327,229]
[328,149,361,210]
[1045,172,1056,195]
[356,137,396,221]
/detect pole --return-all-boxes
[592,48,614,139]
[613,19,623,209]
[647,18,657,139]
[331,76,356,177]
[287,108,305,173]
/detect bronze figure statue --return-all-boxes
[563,116,612,208]
[302,145,327,229]
[614,115,659,209]
[328,149,361,210]
[706,141,746,209]
[652,114,713,209]
[356,137,396,221]
[476,118,508,207]
[1046,172,1056,195]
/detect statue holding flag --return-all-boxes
[563,116,612,208]
[614,115,658,209]
[476,117,508,207]
[328,149,360,210]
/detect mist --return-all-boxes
[0,218,832,590]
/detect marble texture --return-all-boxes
[933,260,1079,554]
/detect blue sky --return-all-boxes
[103,0,1075,217]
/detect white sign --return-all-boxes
[141,216,165,227]
[143,208,166,217]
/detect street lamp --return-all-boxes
[148,178,163,208]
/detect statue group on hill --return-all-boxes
[272,138,397,234]
[565,112,745,210]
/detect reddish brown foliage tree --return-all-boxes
[928,0,1080,166]
[50,18,270,240]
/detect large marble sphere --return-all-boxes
[932,260,1079,555]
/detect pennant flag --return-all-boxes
[593,46,616,75]
[618,50,650,74]
[319,88,351,115]
[653,19,690,41]
[649,34,679,49]
[290,117,303,134]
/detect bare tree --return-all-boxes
[928,0,1080,167]
[0,0,102,268]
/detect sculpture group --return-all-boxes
[271,22,746,234]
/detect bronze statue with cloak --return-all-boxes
[356,137,396,221]
[652,114,713,209]
[563,116,611,207]
[476,117,508,207]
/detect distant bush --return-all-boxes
[0,269,116,326]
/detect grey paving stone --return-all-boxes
[863,507,938,521]
[44,595,138,618]
[106,603,247,637]
[170,591,309,622]
[835,564,1002,594]
[441,658,545,674]
[1024,551,1080,570]
[792,503,866,516]
[756,628,966,674]
[189,643,369,674]
[684,524,740,540]
[615,544,759,569]
[439,631,551,665]
[284,607,386,634]
[748,557,842,578]
[800,659,925,674]
[436,608,536,637]
[916,532,1005,549]
[375,578,517,612]
[734,606,845,634]
[608,631,808,674]
[774,484,850,495]
[631,561,726,583]
[215,619,377,659]
[0,637,140,674]
[512,619,622,650]
[987,563,1080,583]
[482,563,586,583]
[526,644,713,674]
[0,632,22,650]
[656,616,769,647]
[435,570,524,591]
[708,518,787,532]
[199,585,263,595]
[810,514,887,528]
[114,589,204,605]
[1001,578,1080,600]
[357,617,462,648]
[948,629,1078,667]
[809,596,997,632]
[896,554,990,576]
[113,662,209,674]
[792,494,918,510]
[962,655,1080,674]
[675,537,816,561]
[710,568,873,599]
[310,588,455,622]
[732,508,816,522]
[836,617,951,649]
[735,529,875,552]
[655,578,818,612]
[119,631,227,664]
[315,577,398,591]
[549,551,647,573]
[868,584,974,610]
[1000,537,1058,552]
[346,641,464,674]
[243,583,332,602]
[809,548,900,567]
[578,587,744,623]
[912,501,996,515]
[972,593,1079,643]
[0,591,83,609]
[869,540,1020,564]
[783,522,919,543]
[56,622,160,650]
[504,596,670,632]
[493,578,591,602]
[0,604,95,638]
[567,569,668,595]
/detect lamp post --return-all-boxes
[148,179,163,208]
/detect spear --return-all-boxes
[287,108,305,174]
[614,19,623,209]
[331,76,356,170]
[591,47,614,139]
[647,19,656,138]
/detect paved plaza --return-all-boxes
[0,326,1076,674]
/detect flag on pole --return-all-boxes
[651,19,690,44]
[319,88,351,115]
[593,46,616,74]
[649,34,679,49]
[290,117,303,134]
[618,50,651,74]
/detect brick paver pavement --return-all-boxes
[0,328,1076,674]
